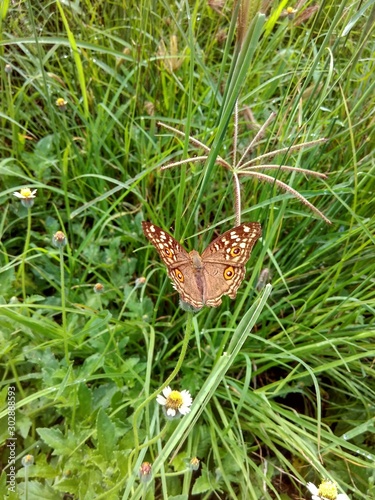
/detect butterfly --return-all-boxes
[142,221,262,309]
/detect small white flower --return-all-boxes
[13,188,37,199]
[307,480,350,500]
[13,188,37,208]
[156,386,193,419]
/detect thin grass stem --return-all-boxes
[238,138,328,169]
[239,170,331,224]
[233,172,242,226]
[240,164,328,178]
[237,112,277,167]
[59,246,69,363]
[19,208,32,301]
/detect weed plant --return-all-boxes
[0,1,374,499]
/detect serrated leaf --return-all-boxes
[76,311,112,339]
[37,427,69,455]
[77,383,93,418]
[15,412,32,439]
[96,408,116,460]
[171,452,189,472]
[16,479,58,500]
[191,472,213,495]
[37,428,92,457]
[79,353,104,379]
[92,383,119,410]
[53,477,79,495]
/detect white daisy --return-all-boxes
[13,188,37,208]
[156,386,193,419]
[13,188,37,199]
[307,480,350,500]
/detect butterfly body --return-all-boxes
[142,221,261,309]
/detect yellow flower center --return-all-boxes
[166,390,183,410]
[318,480,338,500]
[56,97,67,107]
[20,188,32,198]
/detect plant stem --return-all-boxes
[18,207,32,302]
[59,246,69,363]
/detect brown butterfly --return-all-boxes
[142,221,262,309]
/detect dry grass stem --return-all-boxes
[238,138,328,169]
[161,155,231,171]
[157,118,330,224]
[158,121,211,154]
[237,111,277,166]
[241,164,328,179]
[233,172,242,225]
[233,100,239,167]
[161,156,209,171]
[240,170,331,224]
[158,121,231,169]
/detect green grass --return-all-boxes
[1,0,374,499]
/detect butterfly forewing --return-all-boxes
[201,223,262,264]
[142,221,187,265]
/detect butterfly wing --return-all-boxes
[142,221,205,308]
[201,223,262,306]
